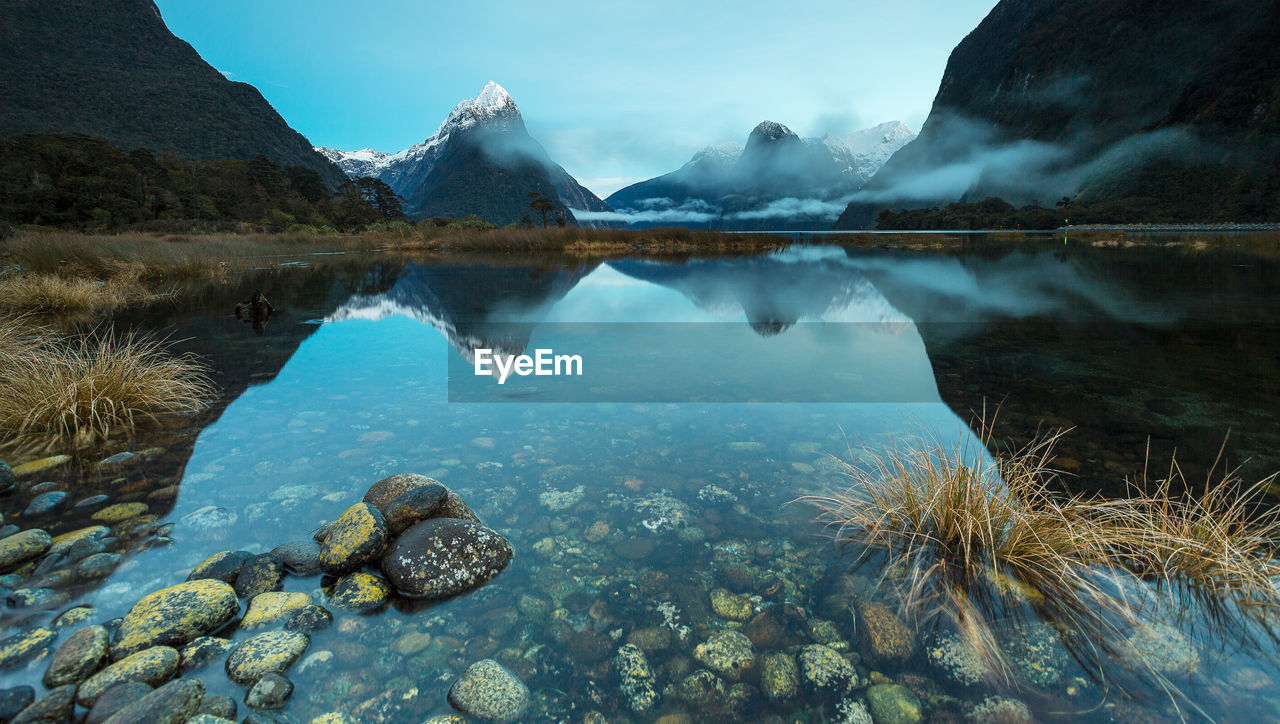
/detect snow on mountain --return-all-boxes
[316,147,391,179]
[820,121,916,179]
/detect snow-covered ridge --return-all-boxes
[821,121,916,177]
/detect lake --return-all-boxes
[2,232,1278,722]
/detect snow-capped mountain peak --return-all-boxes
[821,121,916,179]
[437,80,520,136]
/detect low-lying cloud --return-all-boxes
[577,195,852,225]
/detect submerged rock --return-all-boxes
[43,624,108,687]
[447,659,529,723]
[10,455,70,476]
[0,686,34,722]
[925,633,992,686]
[858,602,916,665]
[0,627,56,669]
[613,644,658,713]
[317,503,387,576]
[865,683,923,724]
[968,696,1034,723]
[999,621,1068,688]
[84,681,152,724]
[745,604,810,650]
[693,630,755,681]
[103,678,205,724]
[11,685,75,723]
[225,631,309,684]
[180,506,238,535]
[112,579,239,658]
[381,518,512,599]
[234,554,286,599]
[1125,621,1200,676]
[269,540,322,575]
[708,588,753,622]
[246,673,293,709]
[284,605,333,633]
[76,646,179,707]
[187,550,253,584]
[0,529,52,569]
[91,502,148,524]
[760,651,800,702]
[180,636,234,672]
[797,644,857,699]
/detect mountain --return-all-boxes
[317,82,610,225]
[836,0,1280,229]
[0,0,346,189]
[604,120,914,230]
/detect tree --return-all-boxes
[349,177,406,221]
[527,191,556,227]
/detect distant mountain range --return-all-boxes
[836,0,1280,228]
[0,0,346,188]
[318,83,611,225]
[603,120,914,230]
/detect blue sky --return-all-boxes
[155,0,997,197]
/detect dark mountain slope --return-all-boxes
[0,0,346,188]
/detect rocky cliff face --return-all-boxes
[837,0,1280,228]
[0,0,347,188]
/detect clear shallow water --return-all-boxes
[2,236,1279,722]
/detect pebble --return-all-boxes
[284,604,333,633]
[76,552,122,579]
[246,673,293,709]
[199,694,237,719]
[76,646,179,707]
[22,491,68,517]
[103,678,205,724]
[447,659,530,723]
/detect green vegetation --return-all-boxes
[875,198,1068,230]
[0,134,400,233]
[0,317,213,449]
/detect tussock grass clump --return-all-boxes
[0,319,213,448]
[0,272,155,314]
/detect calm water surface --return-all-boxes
[2,234,1278,722]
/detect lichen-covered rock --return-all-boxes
[968,696,1034,723]
[999,621,1068,687]
[328,572,390,612]
[677,669,726,708]
[76,646,179,707]
[835,699,875,724]
[284,605,333,633]
[0,627,56,670]
[76,552,122,579]
[693,630,755,681]
[858,602,916,665]
[613,644,658,713]
[7,586,67,610]
[234,554,285,599]
[926,633,992,686]
[242,592,312,629]
[43,624,108,687]
[0,686,34,722]
[745,603,810,649]
[11,685,75,724]
[866,683,923,724]
[180,636,234,672]
[91,502,148,524]
[225,631,309,684]
[709,587,753,621]
[383,485,449,534]
[760,651,799,702]
[317,503,387,576]
[447,659,529,723]
[269,540,321,576]
[112,580,239,658]
[0,529,51,569]
[102,678,205,724]
[797,644,858,699]
[1125,621,1200,676]
[246,673,293,709]
[85,681,152,724]
[10,456,70,476]
[186,551,253,584]
[381,518,512,599]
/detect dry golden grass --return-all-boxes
[0,318,213,448]
[0,271,157,314]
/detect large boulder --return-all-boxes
[381,518,512,599]
[111,580,239,658]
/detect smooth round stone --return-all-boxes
[65,536,109,562]
[91,502,148,524]
[434,486,482,523]
[381,518,512,599]
[382,484,448,534]
[865,683,923,724]
[0,627,56,669]
[242,592,312,629]
[76,552,122,579]
[22,491,68,517]
[246,673,292,709]
[0,686,35,721]
[26,482,58,495]
[77,646,179,707]
[447,659,530,723]
[269,540,321,576]
[198,694,237,719]
[225,631,309,684]
[0,529,52,568]
[234,554,285,599]
[43,624,108,687]
[0,461,14,489]
[111,579,239,659]
[98,452,137,467]
[9,456,70,477]
[328,572,390,612]
[187,550,253,584]
[180,506,238,535]
[86,681,153,724]
[8,587,66,610]
[47,526,110,557]
[75,494,112,509]
[316,503,386,576]
[11,685,74,724]
[363,473,439,512]
[283,605,333,633]
[0,525,19,540]
[180,636,234,673]
[101,678,205,724]
[53,604,96,629]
